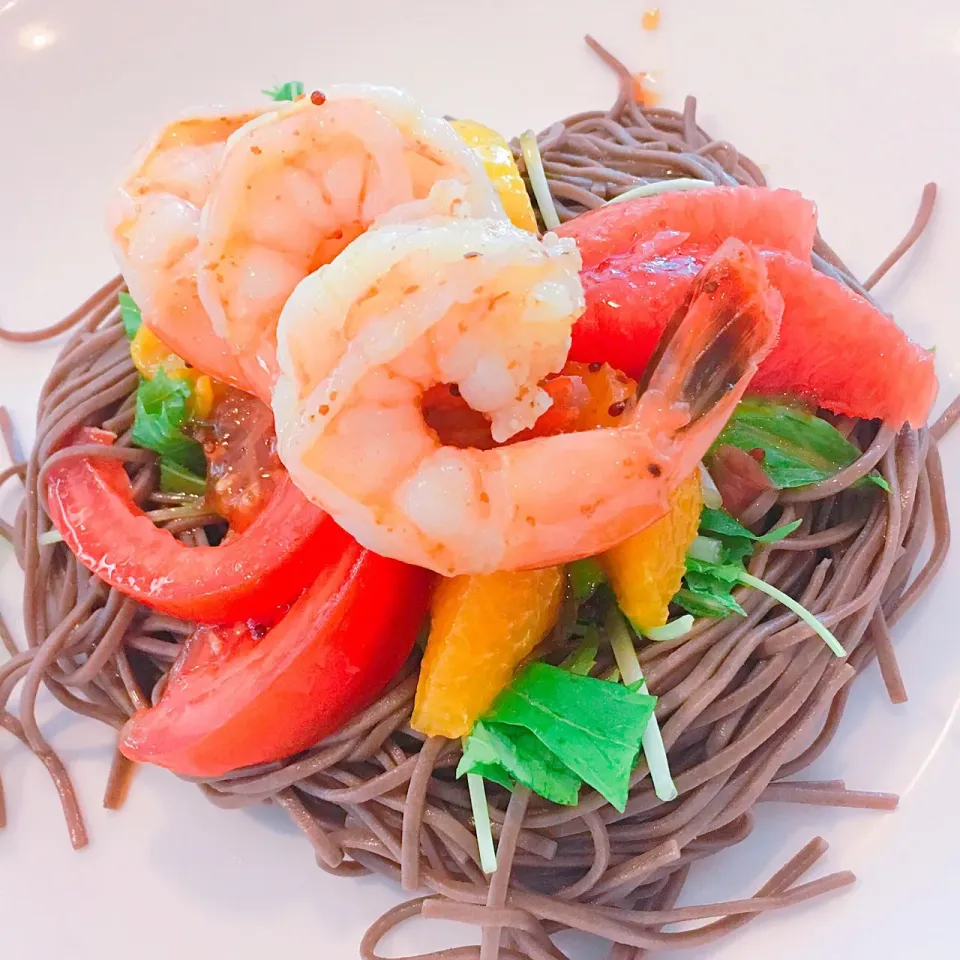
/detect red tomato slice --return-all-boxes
[120,543,433,776]
[421,376,593,450]
[191,387,283,533]
[45,428,336,624]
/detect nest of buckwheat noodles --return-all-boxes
[0,37,956,960]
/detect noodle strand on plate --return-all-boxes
[0,41,953,960]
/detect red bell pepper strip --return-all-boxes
[45,428,337,624]
[120,541,434,776]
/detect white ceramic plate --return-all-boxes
[1,1,959,957]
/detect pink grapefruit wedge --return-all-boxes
[558,187,937,427]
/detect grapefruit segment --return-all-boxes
[753,252,936,427]
[572,245,700,380]
[558,187,937,427]
[559,186,817,269]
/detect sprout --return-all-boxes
[687,536,723,564]
[519,131,560,230]
[606,609,678,802]
[644,615,695,643]
[738,571,847,658]
[698,462,723,509]
[609,178,716,204]
[467,773,498,874]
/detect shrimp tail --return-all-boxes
[640,237,783,409]
[639,237,783,473]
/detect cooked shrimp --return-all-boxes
[108,110,267,392]
[197,85,504,394]
[273,224,782,575]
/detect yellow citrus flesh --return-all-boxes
[450,119,538,232]
[130,324,187,379]
[130,325,216,418]
[601,472,702,632]
[412,567,563,738]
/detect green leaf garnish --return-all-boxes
[458,662,657,811]
[699,508,802,544]
[684,557,744,583]
[559,629,599,675]
[458,720,581,805]
[486,663,656,812]
[159,459,207,496]
[132,370,205,473]
[711,398,889,491]
[569,557,606,603]
[719,536,755,566]
[671,469,848,654]
[672,503,805,622]
[679,551,846,657]
[676,510,754,618]
[675,579,747,618]
[262,80,304,101]
[870,473,891,492]
[118,291,142,339]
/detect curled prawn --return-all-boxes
[108,109,266,390]
[196,85,504,394]
[272,222,782,576]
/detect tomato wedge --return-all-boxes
[120,542,433,776]
[45,429,335,624]
[191,387,284,533]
